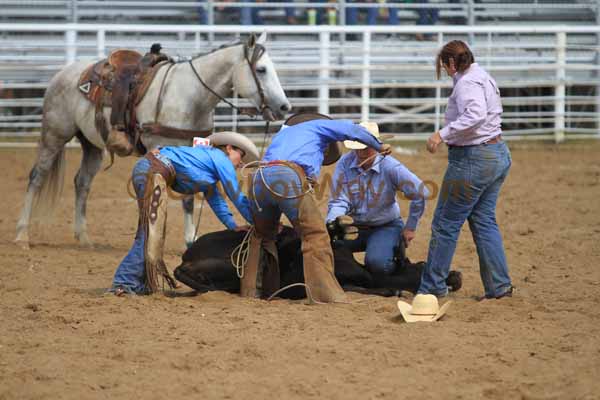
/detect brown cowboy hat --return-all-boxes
[283,112,343,166]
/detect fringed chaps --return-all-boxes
[140,152,177,293]
[245,162,347,303]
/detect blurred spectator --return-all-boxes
[307,0,334,25]
[414,0,438,40]
[346,0,399,25]
[197,0,207,24]
[241,0,297,25]
[241,0,263,25]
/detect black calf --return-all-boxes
[174,227,462,298]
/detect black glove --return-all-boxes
[326,215,359,242]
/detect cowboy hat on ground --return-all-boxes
[397,294,452,323]
[207,131,260,163]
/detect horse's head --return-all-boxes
[233,33,291,121]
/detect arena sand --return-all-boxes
[1,142,599,400]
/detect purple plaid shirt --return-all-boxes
[440,63,503,146]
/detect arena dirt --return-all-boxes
[1,142,599,399]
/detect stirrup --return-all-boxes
[106,128,134,157]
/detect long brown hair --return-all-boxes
[436,40,475,79]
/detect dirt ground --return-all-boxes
[1,141,599,400]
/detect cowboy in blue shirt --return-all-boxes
[327,124,429,276]
[111,132,259,295]
[242,118,391,303]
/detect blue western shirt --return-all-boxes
[326,152,429,231]
[263,119,382,179]
[158,146,252,229]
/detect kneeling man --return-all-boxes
[327,126,429,277]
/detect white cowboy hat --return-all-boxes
[207,131,260,163]
[343,121,380,150]
[397,294,452,323]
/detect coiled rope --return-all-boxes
[230,225,255,278]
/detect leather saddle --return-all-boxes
[77,48,169,153]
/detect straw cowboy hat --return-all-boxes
[283,112,342,166]
[207,131,260,163]
[396,294,452,323]
[344,121,380,150]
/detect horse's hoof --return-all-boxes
[14,231,30,250]
[14,239,30,250]
[76,234,94,249]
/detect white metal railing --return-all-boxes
[1,23,600,143]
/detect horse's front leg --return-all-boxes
[182,195,195,248]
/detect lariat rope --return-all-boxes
[230,225,255,278]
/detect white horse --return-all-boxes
[15,33,291,249]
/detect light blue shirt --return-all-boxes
[263,119,382,179]
[326,152,429,231]
[158,146,252,230]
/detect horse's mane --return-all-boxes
[184,40,244,63]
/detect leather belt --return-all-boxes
[483,135,502,145]
[146,149,176,186]
[449,135,502,148]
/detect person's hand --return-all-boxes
[402,229,416,247]
[234,225,251,232]
[379,143,393,156]
[426,131,443,154]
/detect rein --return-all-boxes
[188,42,274,240]
[187,42,269,120]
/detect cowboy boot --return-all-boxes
[106,125,134,157]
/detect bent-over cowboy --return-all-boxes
[110,132,258,295]
[243,119,391,303]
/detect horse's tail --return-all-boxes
[30,138,67,220]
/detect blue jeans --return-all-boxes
[343,218,404,275]
[197,1,207,24]
[418,142,512,297]
[112,155,174,294]
[241,0,262,25]
[415,0,438,25]
[251,165,304,232]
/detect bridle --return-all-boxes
[187,42,270,119]
[188,41,272,241]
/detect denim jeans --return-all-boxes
[415,0,439,25]
[251,165,304,231]
[342,218,404,275]
[241,0,262,25]
[112,156,174,294]
[418,142,512,298]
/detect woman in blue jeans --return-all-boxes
[420,40,513,300]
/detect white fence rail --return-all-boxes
[1,23,600,142]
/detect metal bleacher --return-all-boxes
[0,1,599,142]
[1,1,598,26]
